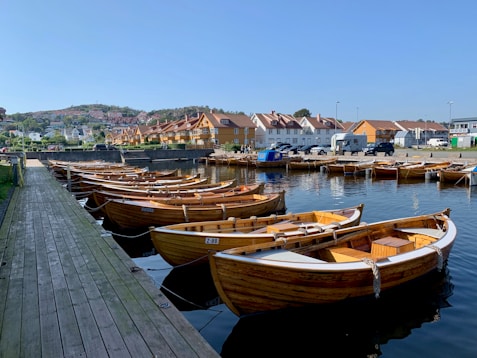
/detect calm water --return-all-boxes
[119,161,477,357]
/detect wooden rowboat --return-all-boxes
[287,158,338,170]
[103,191,287,229]
[77,176,209,193]
[439,164,477,185]
[150,204,364,266]
[209,209,456,316]
[397,161,451,180]
[90,182,264,212]
[78,172,202,186]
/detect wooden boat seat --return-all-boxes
[394,227,443,239]
[327,247,373,262]
[371,236,414,257]
[248,249,325,263]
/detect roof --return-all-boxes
[254,111,302,129]
[395,120,448,131]
[202,112,256,128]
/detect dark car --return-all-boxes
[363,142,394,156]
[93,144,118,151]
[286,145,303,154]
[299,144,318,154]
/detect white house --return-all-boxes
[251,110,303,148]
[299,114,343,146]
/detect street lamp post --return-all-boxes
[335,101,340,134]
[447,101,453,122]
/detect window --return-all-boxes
[234,128,239,134]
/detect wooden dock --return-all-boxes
[0,159,219,357]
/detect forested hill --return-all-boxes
[5,104,246,124]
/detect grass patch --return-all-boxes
[0,165,13,202]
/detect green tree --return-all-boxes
[294,108,311,118]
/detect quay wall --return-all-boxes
[24,148,214,163]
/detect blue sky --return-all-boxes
[1,0,476,122]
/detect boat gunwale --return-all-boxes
[211,212,456,271]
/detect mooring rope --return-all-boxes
[428,245,444,271]
[83,199,112,213]
[362,258,381,298]
[103,228,153,239]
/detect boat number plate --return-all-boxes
[141,207,154,213]
[205,237,220,245]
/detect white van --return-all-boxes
[427,138,448,147]
[331,133,367,155]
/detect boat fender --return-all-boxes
[273,232,286,241]
[221,204,227,220]
[275,236,287,247]
[228,217,237,228]
[182,205,189,222]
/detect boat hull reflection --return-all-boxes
[221,268,453,357]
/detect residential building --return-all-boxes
[298,114,343,147]
[352,119,448,147]
[449,117,477,147]
[251,110,303,148]
[193,112,256,147]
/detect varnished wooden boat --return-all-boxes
[77,175,209,193]
[48,160,148,180]
[372,161,417,179]
[397,161,451,180]
[91,182,264,211]
[103,191,287,229]
[236,155,257,167]
[150,204,364,266]
[84,179,236,196]
[343,160,393,176]
[79,168,179,180]
[78,172,201,186]
[209,209,456,316]
[287,158,338,170]
[439,164,477,185]
[325,162,346,174]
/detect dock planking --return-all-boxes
[0,159,219,357]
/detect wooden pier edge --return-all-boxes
[0,159,219,357]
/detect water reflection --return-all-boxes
[160,263,221,311]
[220,269,453,358]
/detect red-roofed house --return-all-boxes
[251,110,303,148]
[298,114,344,146]
[192,111,256,147]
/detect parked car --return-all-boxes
[93,144,118,151]
[310,145,331,155]
[286,145,303,154]
[363,142,394,156]
[299,144,318,154]
[270,142,289,150]
[427,138,448,147]
[276,144,293,153]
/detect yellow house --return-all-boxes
[193,111,256,147]
[353,120,402,143]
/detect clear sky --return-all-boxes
[1,0,476,122]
